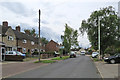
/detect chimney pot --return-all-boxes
[16,26,20,32]
[2,21,8,27]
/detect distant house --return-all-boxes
[45,40,59,52]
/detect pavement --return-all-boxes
[95,61,119,79]
[2,59,48,78]
[8,56,101,78]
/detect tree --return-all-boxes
[41,37,49,45]
[24,28,36,37]
[61,24,79,54]
[79,6,119,56]
[24,28,49,45]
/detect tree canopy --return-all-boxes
[80,6,120,55]
[61,24,79,53]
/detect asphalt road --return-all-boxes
[9,55,101,78]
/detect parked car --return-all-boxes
[92,52,99,58]
[70,51,76,58]
[80,51,85,55]
[54,51,60,57]
[104,53,120,64]
[3,51,26,61]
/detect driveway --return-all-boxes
[8,56,101,78]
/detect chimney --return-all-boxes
[16,26,20,32]
[2,21,8,27]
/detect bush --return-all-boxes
[104,46,120,56]
[104,46,116,55]
[115,48,120,53]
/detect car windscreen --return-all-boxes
[15,51,22,55]
[70,52,75,54]
[92,52,98,54]
[114,53,120,57]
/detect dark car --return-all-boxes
[104,53,120,64]
[70,51,76,58]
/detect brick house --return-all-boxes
[45,40,59,52]
[13,25,45,54]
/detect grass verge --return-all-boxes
[23,57,38,61]
[34,60,56,63]
[51,56,69,60]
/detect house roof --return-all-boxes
[13,30,38,43]
[49,40,59,45]
[0,25,39,43]
[0,25,11,35]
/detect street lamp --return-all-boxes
[98,17,101,60]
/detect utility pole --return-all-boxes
[38,9,41,62]
[98,17,101,60]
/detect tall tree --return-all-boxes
[61,24,79,53]
[80,6,119,55]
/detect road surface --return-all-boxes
[9,55,101,78]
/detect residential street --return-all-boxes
[9,56,101,78]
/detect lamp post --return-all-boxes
[38,9,41,62]
[98,17,101,60]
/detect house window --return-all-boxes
[31,49,34,53]
[56,45,58,47]
[23,39,27,43]
[31,41,35,45]
[8,36,13,41]
[40,43,42,46]
[22,48,26,53]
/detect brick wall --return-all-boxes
[45,40,59,52]
[17,40,39,54]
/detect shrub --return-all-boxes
[104,46,116,55]
[115,48,120,53]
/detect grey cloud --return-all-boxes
[12,22,61,42]
[0,2,36,17]
[41,20,49,24]
[40,26,61,42]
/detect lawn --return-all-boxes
[23,57,38,61]
[34,60,56,63]
[51,56,69,60]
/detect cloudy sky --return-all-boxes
[0,0,119,48]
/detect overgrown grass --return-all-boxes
[51,56,69,60]
[34,60,56,63]
[93,58,100,61]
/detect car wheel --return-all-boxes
[110,59,115,64]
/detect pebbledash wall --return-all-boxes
[3,28,17,51]
[1,21,45,54]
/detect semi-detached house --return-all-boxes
[0,21,45,54]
